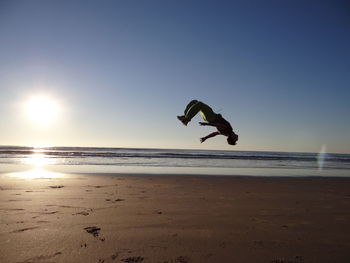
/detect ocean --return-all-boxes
[0,146,350,177]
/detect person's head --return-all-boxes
[227,132,238,145]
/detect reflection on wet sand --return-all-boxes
[9,168,65,179]
[6,151,64,178]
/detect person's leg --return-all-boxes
[185,101,217,122]
[184,100,198,116]
[178,100,199,125]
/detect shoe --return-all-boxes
[177,115,189,126]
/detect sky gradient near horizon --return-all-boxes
[0,0,349,153]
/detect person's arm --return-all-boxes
[200,132,220,143]
[199,122,227,130]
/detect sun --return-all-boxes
[24,96,60,125]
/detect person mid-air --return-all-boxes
[177,100,238,145]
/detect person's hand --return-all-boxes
[200,137,206,143]
[199,122,208,126]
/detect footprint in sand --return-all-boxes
[84,226,105,242]
[80,242,88,248]
[121,256,144,262]
[12,226,39,233]
[17,252,62,263]
[175,256,190,263]
[73,211,90,216]
[106,198,125,203]
[1,208,25,211]
[84,226,101,237]
[110,252,119,260]
[42,211,59,215]
[270,256,304,263]
[112,198,125,203]
[8,199,32,202]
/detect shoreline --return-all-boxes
[2,163,350,178]
[66,172,350,179]
[1,172,350,262]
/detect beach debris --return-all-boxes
[84,226,101,237]
[121,256,144,262]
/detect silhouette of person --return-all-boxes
[177,100,238,145]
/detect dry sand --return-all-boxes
[1,172,350,263]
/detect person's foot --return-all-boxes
[177,115,189,126]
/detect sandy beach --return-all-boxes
[1,172,350,263]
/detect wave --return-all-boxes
[1,146,349,164]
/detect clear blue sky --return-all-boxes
[0,0,349,153]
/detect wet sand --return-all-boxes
[1,172,350,263]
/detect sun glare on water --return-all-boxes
[24,152,53,167]
[24,96,60,125]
